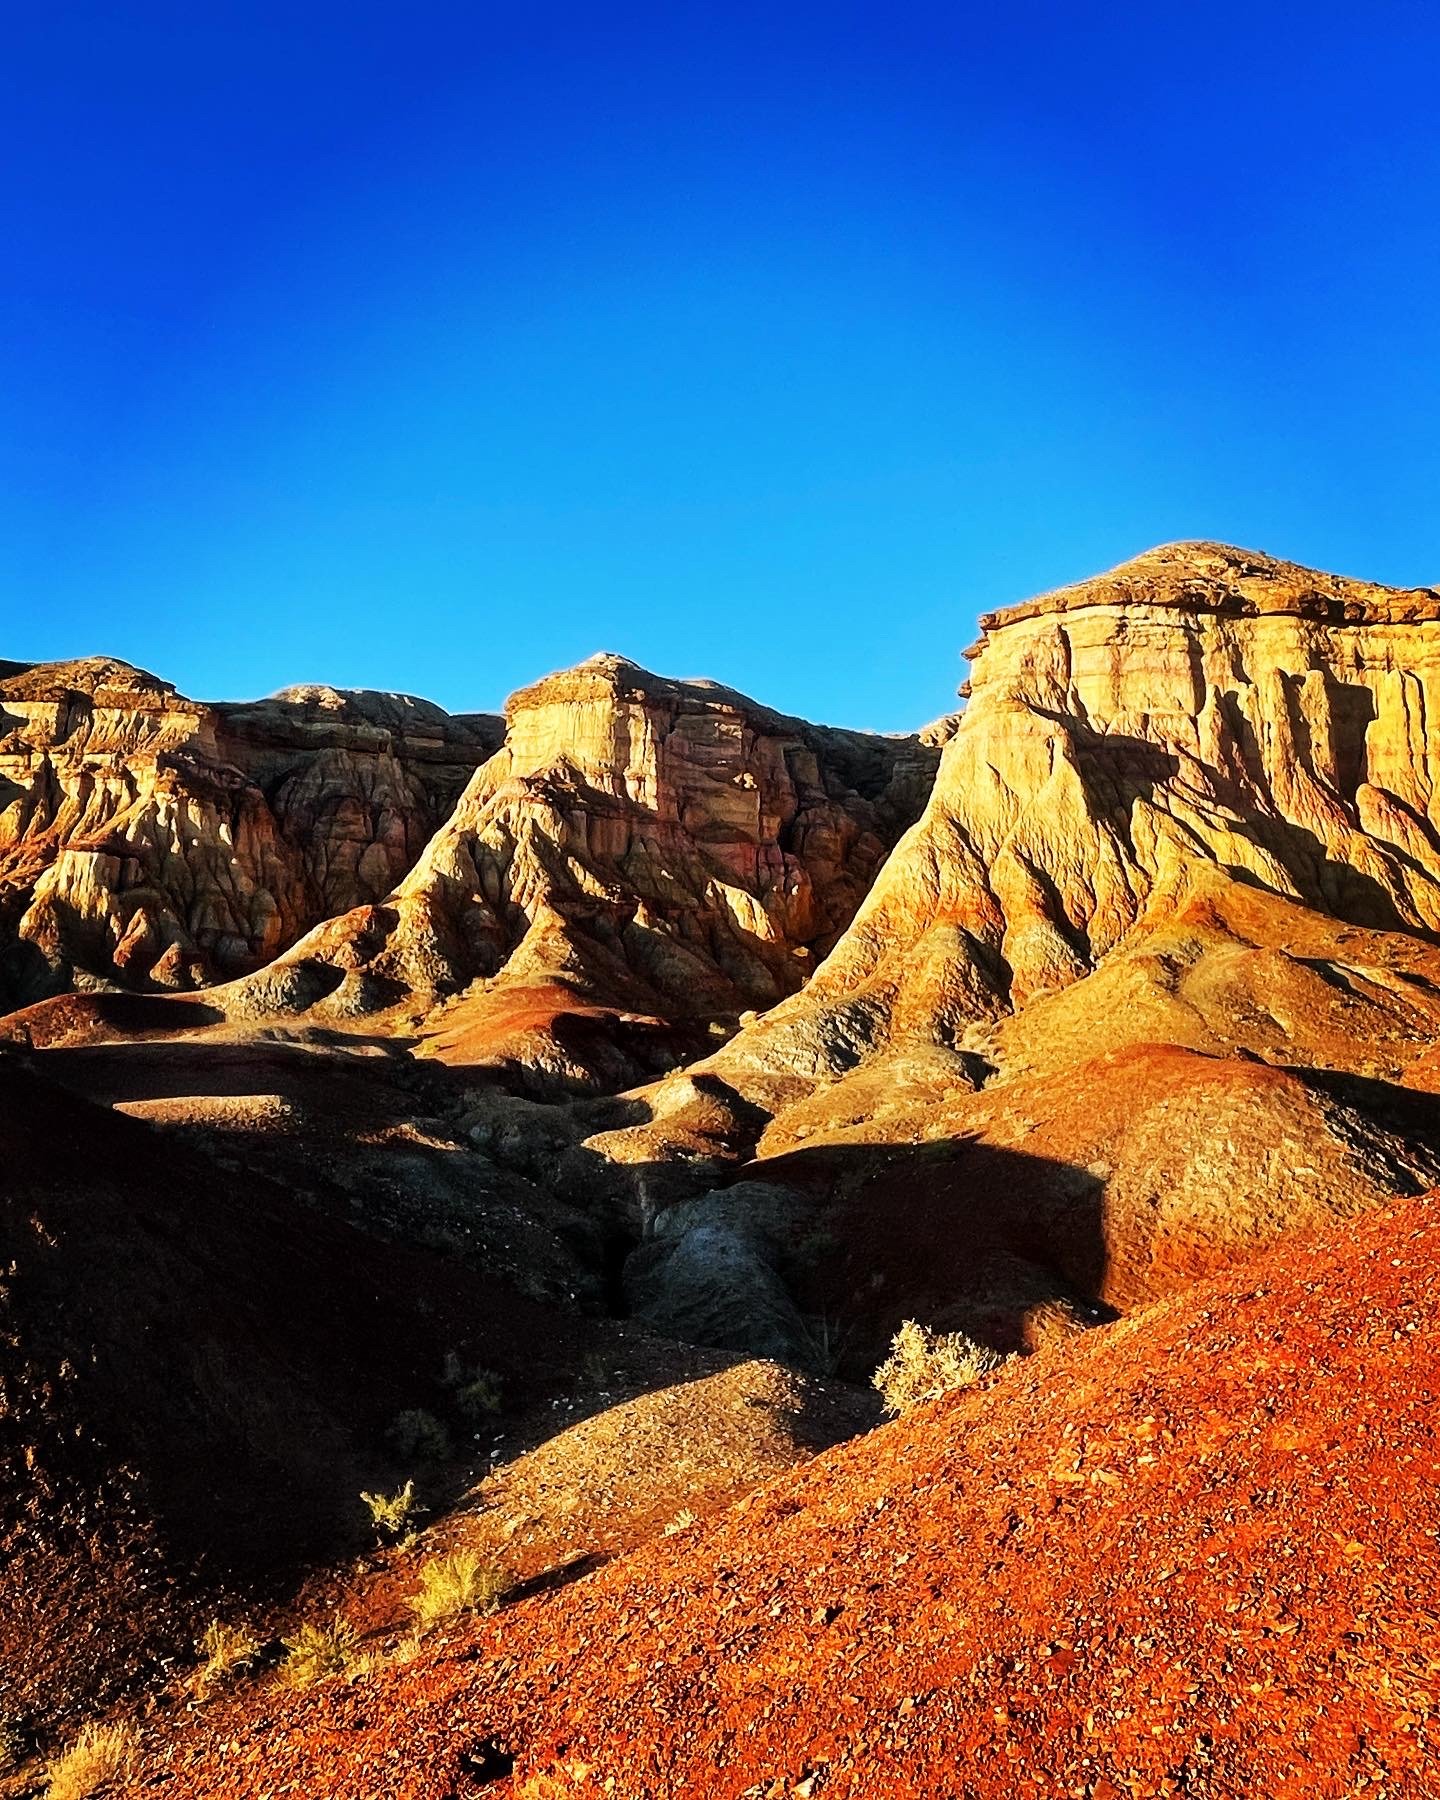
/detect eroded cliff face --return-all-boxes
[709,541,1440,1089]
[575,545,1440,1360]
[19,547,1440,1358]
[222,654,939,1089]
[0,659,500,1002]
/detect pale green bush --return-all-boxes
[412,1547,505,1627]
[872,1319,1011,1415]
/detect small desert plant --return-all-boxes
[411,1547,505,1627]
[194,1617,260,1694]
[387,1408,452,1463]
[455,1370,503,1423]
[361,1478,417,1538]
[279,1614,364,1689]
[442,1353,504,1424]
[799,1311,852,1377]
[44,1719,140,1800]
[872,1319,1011,1416]
[663,1508,698,1535]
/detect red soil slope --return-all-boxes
[151,1194,1440,1799]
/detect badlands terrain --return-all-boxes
[4,540,1440,1797]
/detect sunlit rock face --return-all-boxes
[0,658,501,1002]
[217,654,940,1089]
[575,544,1440,1364]
[704,541,1440,1088]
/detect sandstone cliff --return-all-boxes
[574,545,1440,1359]
[221,654,938,1090]
[702,541,1440,1092]
[0,658,501,1003]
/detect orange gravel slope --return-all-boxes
[151,1195,1440,1800]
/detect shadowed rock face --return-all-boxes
[0,658,502,1002]
[215,654,939,1090]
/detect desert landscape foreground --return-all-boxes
[5,540,1440,1797]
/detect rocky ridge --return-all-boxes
[704,540,1440,1097]
[0,658,501,1003]
[215,653,938,1091]
[564,545,1440,1360]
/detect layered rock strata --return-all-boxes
[586,545,1440,1356]
[220,655,938,1090]
[695,541,1440,1096]
[0,659,500,1001]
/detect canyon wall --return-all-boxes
[224,654,939,1089]
[710,541,1440,1091]
[0,658,500,1002]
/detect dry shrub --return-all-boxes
[442,1354,504,1424]
[44,1720,139,1800]
[455,1371,503,1423]
[872,1319,1010,1415]
[279,1614,363,1688]
[388,1409,452,1462]
[361,1478,417,1538]
[412,1547,505,1627]
[194,1617,260,1694]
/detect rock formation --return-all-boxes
[581,545,1440,1358]
[13,541,1440,1797]
[0,658,501,1003]
[707,541,1440,1095]
[218,654,938,1091]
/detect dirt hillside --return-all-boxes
[147,1190,1440,1799]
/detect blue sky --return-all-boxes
[4,2,1439,730]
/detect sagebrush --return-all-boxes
[388,1409,452,1462]
[872,1319,1010,1415]
[279,1614,363,1688]
[412,1547,505,1626]
[455,1371,503,1423]
[361,1478,417,1537]
[441,1354,504,1423]
[195,1617,259,1693]
[44,1720,140,1800]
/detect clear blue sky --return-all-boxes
[4,3,1439,730]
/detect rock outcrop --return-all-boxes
[712,541,1440,1092]
[0,658,501,1002]
[585,545,1440,1358]
[219,655,938,1091]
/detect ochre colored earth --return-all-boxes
[145,1194,1440,1799]
[8,543,1440,1797]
